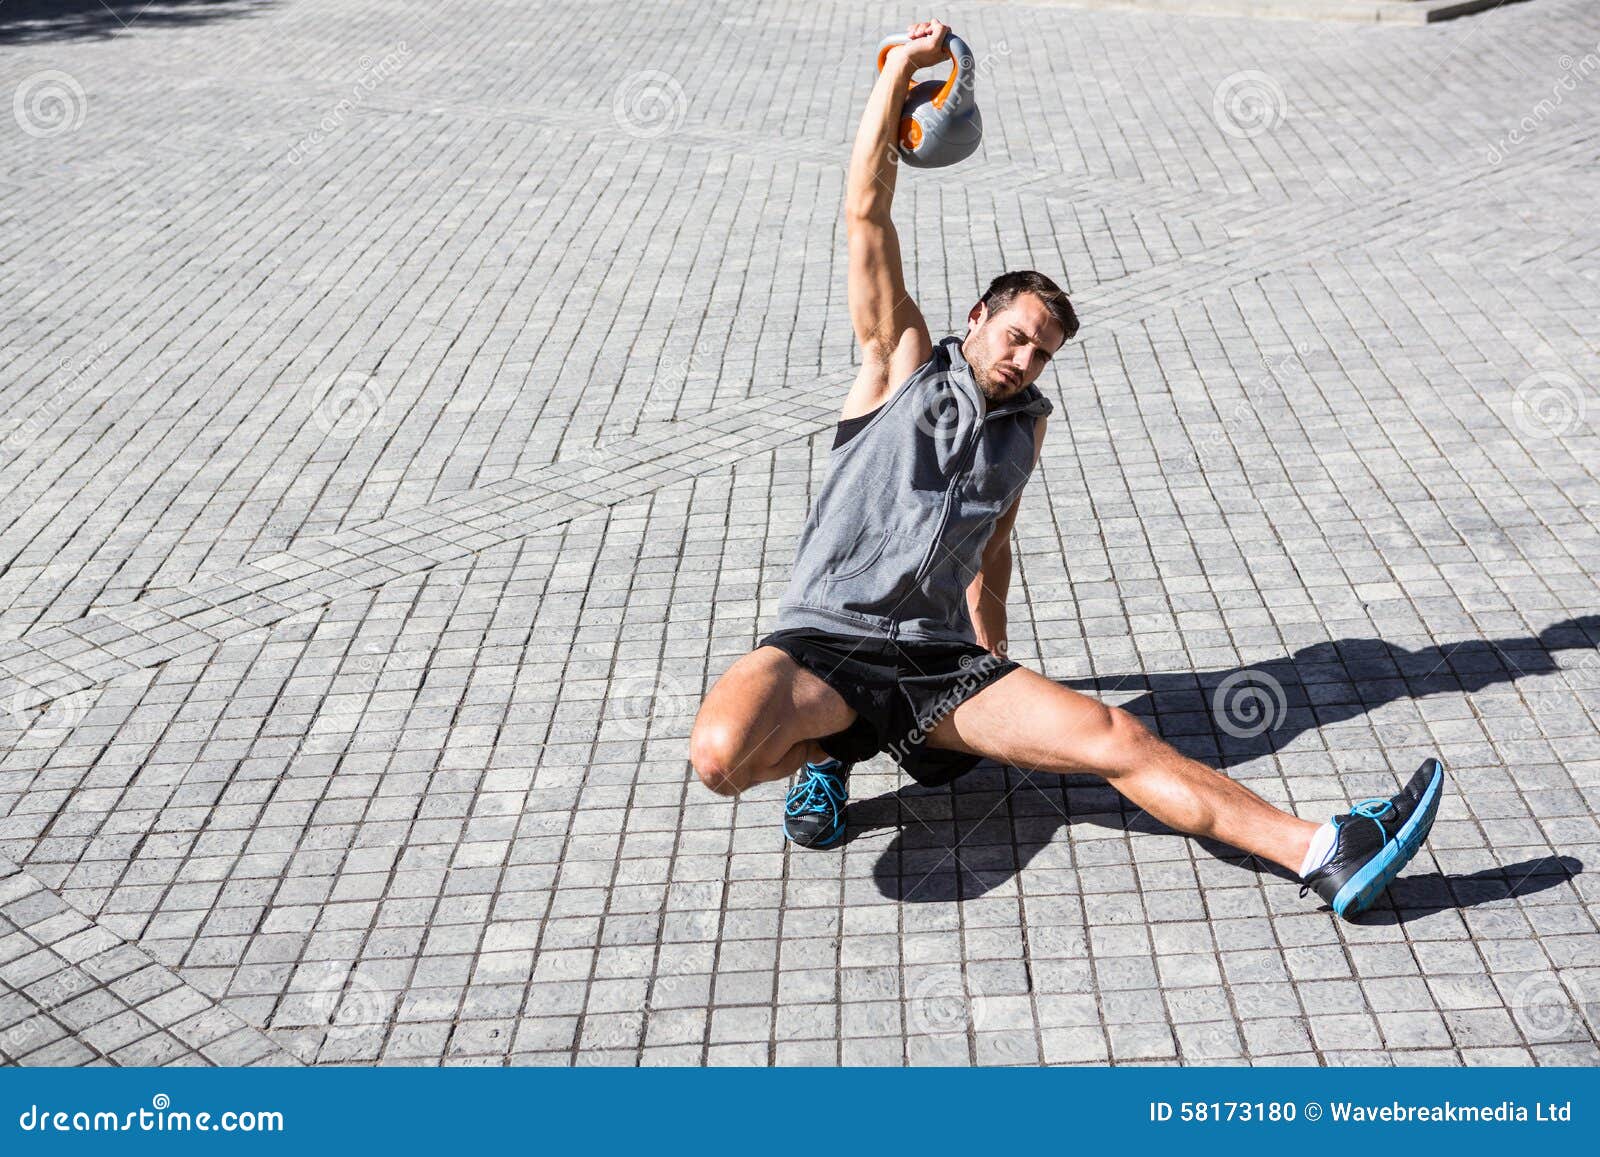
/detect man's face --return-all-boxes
[960,294,1065,401]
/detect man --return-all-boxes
[688,21,1444,920]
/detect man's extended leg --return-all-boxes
[688,646,858,796]
[923,665,1319,874]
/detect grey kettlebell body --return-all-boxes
[875,31,982,169]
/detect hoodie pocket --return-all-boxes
[827,524,895,582]
[823,526,928,618]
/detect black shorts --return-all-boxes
[756,627,1021,787]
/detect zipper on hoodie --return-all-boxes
[908,412,983,592]
[904,393,1042,612]
[894,340,1044,637]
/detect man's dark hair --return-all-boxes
[979,270,1079,346]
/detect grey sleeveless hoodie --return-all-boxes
[776,335,1054,645]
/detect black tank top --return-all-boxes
[832,403,882,450]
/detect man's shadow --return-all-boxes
[855,615,1598,917]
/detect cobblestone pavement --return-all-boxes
[2,0,1598,1067]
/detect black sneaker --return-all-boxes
[782,759,850,849]
[1300,757,1445,920]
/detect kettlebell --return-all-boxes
[874,30,983,169]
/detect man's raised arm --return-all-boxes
[839,21,946,417]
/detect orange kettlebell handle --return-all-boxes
[875,32,962,111]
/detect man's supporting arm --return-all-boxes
[967,416,1048,656]
[968,502,1017,657]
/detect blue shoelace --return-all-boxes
[1300,796,1396,894]
[1350,797,1396,844]
[786,763,846,817]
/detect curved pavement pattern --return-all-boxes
[1,0,1598,1066]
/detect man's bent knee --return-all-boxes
[688,719,759,797]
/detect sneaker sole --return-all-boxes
[784,813,845,850]
[1331,759,1444,919]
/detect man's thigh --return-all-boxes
[923,664,1120,775]
[693,645,859,765]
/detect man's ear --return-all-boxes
[966,301,986,333]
